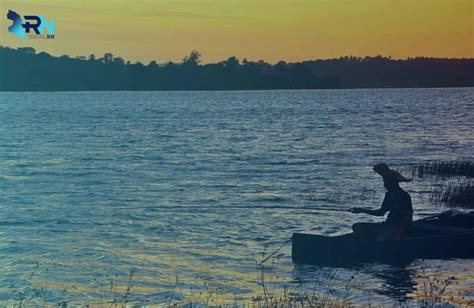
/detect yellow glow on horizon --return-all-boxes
[0,0,472,63]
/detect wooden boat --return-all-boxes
[292,211,474,267]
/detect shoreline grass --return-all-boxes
[5,254,469,307]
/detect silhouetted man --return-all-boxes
[350,163,413,242]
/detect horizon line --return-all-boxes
[2,45,473,65]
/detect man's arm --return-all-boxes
[350,193,389,216]
[351,207,387,216]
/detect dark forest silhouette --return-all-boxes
[1,46,472,91]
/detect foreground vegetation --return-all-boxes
[5,252,469,307]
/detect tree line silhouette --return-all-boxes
[0,46,472,91]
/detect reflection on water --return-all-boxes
[293,260,474,306]
[366,264,416,302]
[0,89,473,305]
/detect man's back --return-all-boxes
[383,188,413,225]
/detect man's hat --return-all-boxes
[373,163,411,182]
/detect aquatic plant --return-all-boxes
[412,268,460,308]
[248,243,354,308]
[409,159,474,209]
[430,181,474,209]
[410,159,474,180]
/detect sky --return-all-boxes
[0,0,472,63]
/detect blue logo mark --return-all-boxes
[7,10,55,39]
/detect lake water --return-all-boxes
[0,89,473,305]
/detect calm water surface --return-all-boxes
[0,89,473,305]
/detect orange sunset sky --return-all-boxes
[0,0,472,63]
